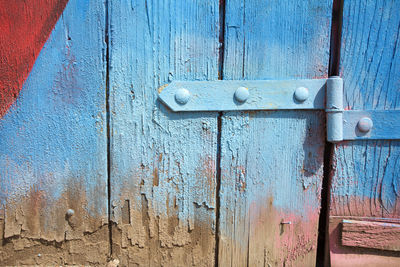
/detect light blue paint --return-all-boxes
[159,79,327,111]
[342,110,400,140]
[109,0,220,253]
[0,0,107,227]
[326,76,344,142]
[331,0,400,217]
[234,86,249,102]
[294,86,309,102]
[357,117,373,133]
[218,0,332,264]
[174,88,191,105]
[108,0,220,263]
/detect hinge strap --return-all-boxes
[158,79,327,112]
[158,77,400,142]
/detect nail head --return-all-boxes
[294,87,309,102]
[234,87,249,103]
[175,88,190,105]
[357,117,373,132]
[66,209,75,217]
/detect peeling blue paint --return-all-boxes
[0,0,107,219]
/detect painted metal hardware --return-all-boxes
[174,88,191,105]
[159,79,326,111]
[326,76,344,142]
[66,209,75,217]
[158,77,400,142]
[342,110,400,141]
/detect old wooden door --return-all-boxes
[108,0,332,266]
[328,1,400,266]
[1,0,399,266]
[0,0,109,265]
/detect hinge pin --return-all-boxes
[326,76,344,142]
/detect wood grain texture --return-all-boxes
[330,217,400,267]
[0,0,108,265]
[330,1,400,265]
[341,219,400,251]
[218,0,332,266]
[108,1,220,265]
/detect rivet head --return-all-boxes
[294,87,309,102]
[357,117,373,132]
[66,209,75,217]
[175,88,190,105]
[234,87,249,102]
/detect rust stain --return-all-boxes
[152,167,159,186]
[25,186,46,236]
[195,155,216,198]
[157,84,168,94]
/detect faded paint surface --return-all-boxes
[0,0,108,265]
[108,0,219,265]
[0,0,69,118]
[1,0,398,265]
[329,217,400,267]
[218,0,332,266]
[330,0,400,266]
[341,219,400,251]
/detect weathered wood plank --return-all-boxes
[0,0,108,265]
[330,217,400,267]
[341,219,400,251]
[108,1,220,265]
[330,0,400,266]
[218,0,332,266]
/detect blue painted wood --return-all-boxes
[0,0,108,265]
[218,0,332,266]
[329,0,400,265]
[159,79,327,111]
[331,0,400,221]
[342,110,400,140]
[108,0,220,265]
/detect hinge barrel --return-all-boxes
[326,76,344,142]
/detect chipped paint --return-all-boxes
[329,0,400,265]
[0,0,108,265]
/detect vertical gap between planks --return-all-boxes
[215,0,226,266]
[105,0,113,258]
[316,0,343,266]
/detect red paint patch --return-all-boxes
[0,0,69,118]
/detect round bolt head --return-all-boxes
[234,87,249,102]
[175,88,190,105]
[294,87,309,102]
[66,209,75,217]
[357,117,373,132]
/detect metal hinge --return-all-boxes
[158,77,400,143]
